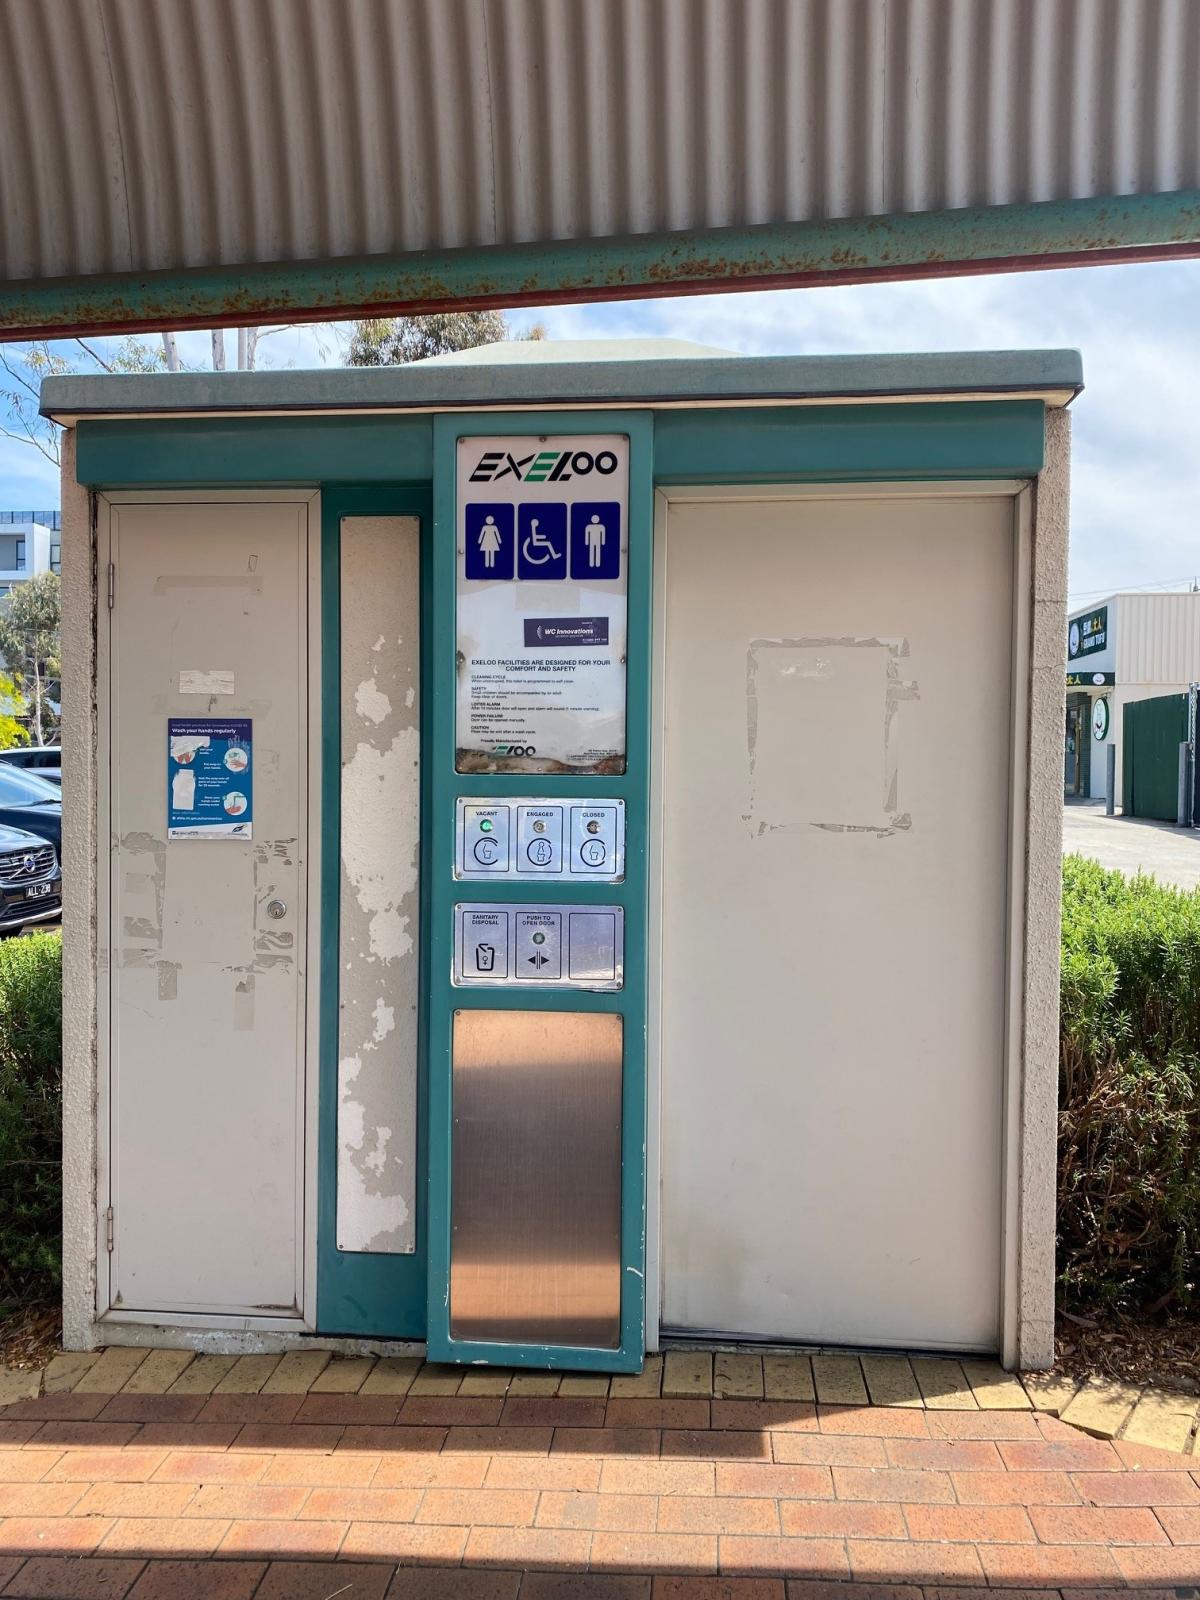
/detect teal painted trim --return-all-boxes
[43,349,1082,419]
[72,400,1044,494]
[317,486,433,1339]
[425,410,653,1373]
[73,416,433,488]
[654,401,1045,483]
[10,189,1200,339]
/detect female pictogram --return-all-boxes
[477,515,503,569]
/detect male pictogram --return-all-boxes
[569,502,621,580]
[584,513,606,568]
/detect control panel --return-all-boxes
[453,903,624,990]
[456,797,625,882]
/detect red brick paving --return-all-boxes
[0,1396,1196,1596]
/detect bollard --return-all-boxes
[1178,742,1193,828]
[1106,743,1116,816]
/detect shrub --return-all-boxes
[1058,855,1200,1314]
[0,874,1194,1321]
[0,933,62,1303]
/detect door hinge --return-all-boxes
[104,1206,114,1252]
[107,562,115,610]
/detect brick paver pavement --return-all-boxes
[0,1386,1196,1598]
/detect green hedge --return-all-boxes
[0,875,1196,1320]
[1059,855,1200,1314]
[0,933,62,1304]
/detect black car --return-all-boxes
[0,823,61,932]
[0,747,61,785]
[0,765,61,854]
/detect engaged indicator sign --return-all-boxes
[167,717,253,840]
[456,435,629,775]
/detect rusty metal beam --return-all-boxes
[3,191,1199,342]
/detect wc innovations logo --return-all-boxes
[468,446,621,484]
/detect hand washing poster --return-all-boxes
[456,434,629,774]
[167,718,253,839]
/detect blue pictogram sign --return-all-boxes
[517,503,567,579]
[464,503,515,580]
[570,502,621,580]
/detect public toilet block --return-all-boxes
[45,342,1079,1371]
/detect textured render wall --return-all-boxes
[1018,407,1071,1369]
[60,432,99,1350]
[338,518,421,1254]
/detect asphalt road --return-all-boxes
[1064,800,1200,891]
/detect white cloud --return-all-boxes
[4,258,1197,602]
[529,260,1200,604]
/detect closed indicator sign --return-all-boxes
[456,434,629,775]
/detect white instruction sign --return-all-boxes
[456,434,629,773]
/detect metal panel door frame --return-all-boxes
[96,489,321,1331]
[647,481,1033,1365]
[425,410,654,1373]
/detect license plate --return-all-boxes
[24,882,53,900]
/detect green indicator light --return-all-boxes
[479,818,493,832]
[532,932,546,944]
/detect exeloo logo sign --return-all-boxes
[469,447,620,484]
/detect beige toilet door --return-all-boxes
[658,489,1014,1352]
[106,498,309,1319]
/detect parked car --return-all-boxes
[0,765,61,854]
[0,822,61,932]
[0,746,61,785]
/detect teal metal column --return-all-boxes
[425,409,654,1372]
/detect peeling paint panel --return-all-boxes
[746,637,918,838]
[660,492,1013,1351]
[108,501,307,1318]
[338,517,421,1255]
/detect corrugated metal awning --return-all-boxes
[3,0,1199,338]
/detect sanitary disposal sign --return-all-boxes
[456,434,629,773]
[167,717,253,839]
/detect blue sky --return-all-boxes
[3,257,1197,606]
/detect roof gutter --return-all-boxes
[4,190,1200,342]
